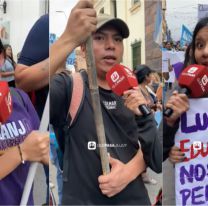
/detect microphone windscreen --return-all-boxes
[178,64,208,98]
[0,82,13,124]
[106,64,138,96]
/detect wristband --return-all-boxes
[17,144,25,164]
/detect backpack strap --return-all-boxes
[60,70,86,182]
[68,71,85,126]
[60,69,86,127]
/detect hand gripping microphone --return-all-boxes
[0,81,13,124]
[164,64,208,117]
[106,64,151,116]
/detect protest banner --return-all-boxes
[174,99,208,206]
[162,50,185,82]
[162,50,169,73]
[153,0,162,45]
[172,51,185,79]
[198,4,208,20]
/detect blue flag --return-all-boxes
[180,25,192,47]
[153,0,162,45]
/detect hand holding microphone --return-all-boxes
[106,64,151,116]
[164,91,189,127]
[0,82,12,124]
[164,64,208,118]
[122,87,149,116]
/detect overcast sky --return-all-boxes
[166,0,208,41]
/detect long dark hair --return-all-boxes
[183,44,192,69]
[189,17,208,64]
[4,44,16,67]
[0,39,6,59]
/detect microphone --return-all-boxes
[0,81,13,124]
[106,64,151,116]
[164,64,208,117]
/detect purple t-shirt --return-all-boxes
[0,88,40,205]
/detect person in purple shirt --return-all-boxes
[15,14,50,204]
[0,87,49,205]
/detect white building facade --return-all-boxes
[0,0,48,60]
[94,0,146,69]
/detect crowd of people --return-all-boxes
[163,41,189,52]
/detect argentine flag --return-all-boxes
[153,0,162,45]
[180,25,192,47]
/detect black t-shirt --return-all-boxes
[50,72,161,205]
[18,14,49,118]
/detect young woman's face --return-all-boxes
[194,26,208,67]
[5,47,12,58]
[149,73,158,83]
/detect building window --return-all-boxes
[130,0,141,13]
[99,7,104,14]
[131,41,141,69]
[132,0,140,6]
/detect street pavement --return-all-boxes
[162,86,176,206]
[145,168,162,204]
[163,158,176,205]
[50,162,59,204]
[33,164,47,205]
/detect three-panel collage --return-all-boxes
[0,0,208,205]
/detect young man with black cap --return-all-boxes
[50,1,161,205]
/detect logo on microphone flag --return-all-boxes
[187,67,198,74]
[111,71,120,83]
